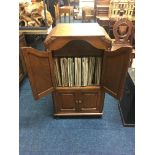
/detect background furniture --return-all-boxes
[22,23,131,117]
[109,0,135,20]
[82,6,95,22]
[95,0,110,29]
[95,0,110,19]
[118,68,135,127]
[59,6,74,23]
[112,18,133,45]
[112,18,135,67]
[96,0,135,38]
[54,3,60,24]
[46,0,58,27]
[97,16,110,33]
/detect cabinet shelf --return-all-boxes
[55,86,101,90]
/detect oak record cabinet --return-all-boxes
[22,23,131,117]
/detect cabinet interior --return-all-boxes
[53,56,103,87]
[51,40,105,88]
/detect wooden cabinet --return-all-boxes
[22,23,131,117]
[19,33,27,83]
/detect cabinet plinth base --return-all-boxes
[54,112,103,116]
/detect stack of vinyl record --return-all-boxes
[54,57,102,87]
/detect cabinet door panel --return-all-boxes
[54,91,77,113]
[79,89,103,113]
[102,47,132,100]
[22,47,54,100]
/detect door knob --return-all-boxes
[78,100,82,103]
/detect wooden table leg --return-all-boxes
[59,14,61,23]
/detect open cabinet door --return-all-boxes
[22,47,55,100]
[102,47,132,100]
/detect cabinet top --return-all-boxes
[44,23,112,51]
[48,23,108,37]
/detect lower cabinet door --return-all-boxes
[53,89,104,116]
[79,89,104,113]
[53,91,78,115]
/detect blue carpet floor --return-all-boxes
[19,78,135,155]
